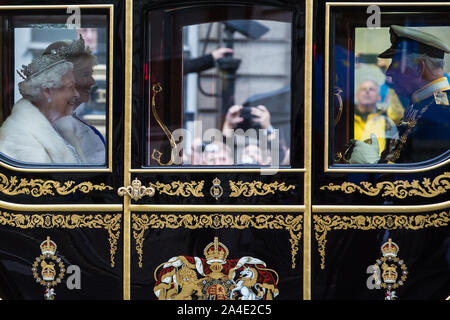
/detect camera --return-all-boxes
[237,105,261,131]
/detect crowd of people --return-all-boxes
[183,46,290,167]
[185,104,289,166]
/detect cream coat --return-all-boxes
[0,98,105,164]
[53,114,105,164]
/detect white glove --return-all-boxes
[350,133,380,164]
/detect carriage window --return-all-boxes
[147,6,292,167]
[329,5,450,166]
[0,10,109,166]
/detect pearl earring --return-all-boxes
[48,97,52,103]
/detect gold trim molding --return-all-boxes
[132,213,302,269]
[0,212,121,267]
[0,173,113,197]
[130,204,304,212]
[150,180,205,197]
[320,172,450,199]
[229,181,295,197]
[313,211,450,270]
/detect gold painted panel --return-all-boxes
[313,211,449,269]
[0,211,121,267]
[132,213,302,269]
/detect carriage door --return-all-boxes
[124,0,311,300]
[0,1,125,299]
[312,1,450,300]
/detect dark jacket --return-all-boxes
[183,54,215,75]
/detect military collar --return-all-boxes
[411,77,450,103]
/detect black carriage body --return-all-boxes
[0,0,447,301]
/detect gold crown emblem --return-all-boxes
[204,237,229,263]
[40,260,56,281]
[381,239,399,258]
[40,236,57,256]
[381,262,398,283]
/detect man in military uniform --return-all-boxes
[350,25,450,164]
[346,26,450,301]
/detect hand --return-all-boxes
[349,133,380,164]
[211,47,234,60]
[251,105,271,129]
[223,105,243,132]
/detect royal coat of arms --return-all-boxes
[153,237,279,300]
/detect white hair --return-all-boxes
[405,53,444,76]
[358,78,380,90]
[18,61,73,102]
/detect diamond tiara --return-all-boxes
[16,52,67,81]
[16,35,92,81]
[44,35,92,59]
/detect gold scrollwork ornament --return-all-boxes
[1,212,121,268]
[150,180,204,197]
[313,211,449,270]
[229,180,295,197]
[31,237,66,300]
[118,178,155,201]
[0,173,113,197]
[320,172,450,199]
[132,213,302,269]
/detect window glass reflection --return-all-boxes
[0,15,108,165]
[181,19,291,167]
[331,9,450,165]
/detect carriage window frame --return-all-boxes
[324,2,450,173]
[0,5,114,172]
[138,2,306,173]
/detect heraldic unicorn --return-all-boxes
[153,237,279,300]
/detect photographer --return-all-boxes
[222,104,283,166]
[222,104,274,140]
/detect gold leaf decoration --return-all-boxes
[320,172,450,199]
[150,181,205,197]
[313,211,450,270]
[0,173,113,197]
[132,213,302,269]
[0,212,121,267]
[229,180,295,197]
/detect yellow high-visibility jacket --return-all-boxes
[354,111,398,155]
